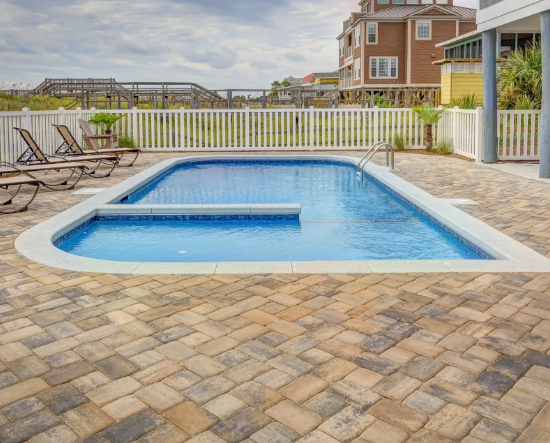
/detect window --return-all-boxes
[392,0,404,3]
[417,22,431,39]
[355,59,361,80]
[355,27,361,47]
[367,23,377,44]
[370,57,398,78]
[339,40,344,57]
[377,0,389,3]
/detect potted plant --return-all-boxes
[413,104,446,151]
[88,112,125,134]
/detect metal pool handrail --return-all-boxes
[357,143,395,182]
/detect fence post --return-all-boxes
[373,106,379,144]
[245,107,250,151]
[75,107,83,141]
[132,107,138,147]
[58,107,66,127]
[452,106,459,154]
[180,107,185,151]
[475,107,484,162]
[21,107,30,132]
[309,106,315,151]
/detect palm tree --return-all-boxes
[498,42,542,110]
[413,105,446,151]
[88,113,125,134]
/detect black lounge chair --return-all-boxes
[14,128,119,178]
[54,120,141,168]
[0,161,88,191]
[0,175,42,213]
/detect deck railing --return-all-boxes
[0,107,541,163]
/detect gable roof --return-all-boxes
[312,72,339,79]
[363,5,476,20]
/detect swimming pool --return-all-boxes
[57,160,484,262]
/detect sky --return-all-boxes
[0,0,478,90]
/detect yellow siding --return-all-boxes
[441,74,452,105]
[313,78,339,85]
[440,73,483,105]
[451,73,483,100]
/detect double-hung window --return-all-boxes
[354,59,361,80]
[417,22,431,40]
[367,23,377,44]
[370,57,398,79]
[339,40,344,57]
[355,27,360,47]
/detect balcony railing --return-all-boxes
[480,0,505,10]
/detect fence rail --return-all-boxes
[0,106,542,163]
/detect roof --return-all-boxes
[436,30,482,48]
[363,5,476,20]
[302,74,314,83]
[312,72,339,79]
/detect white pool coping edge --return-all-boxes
[15,154,550,275]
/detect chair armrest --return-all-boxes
[83,135,115,140]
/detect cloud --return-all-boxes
[0,0,477,88]
[285,52,306,62]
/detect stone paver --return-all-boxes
[1,152,550,442]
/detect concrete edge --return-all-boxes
[14,154,550,275]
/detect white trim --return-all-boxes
[407,20,412,84]
[455,19,460,37]
[15,154,550,275]
[416,20,432,40]
[369,57,399,79]
[366,22,378,45]
[361,21,366,86]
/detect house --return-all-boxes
[337,0,477,92]
[477,0,550,178]
[435,29,540,105]
[311,72,339,87]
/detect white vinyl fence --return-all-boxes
[0,106,542,163]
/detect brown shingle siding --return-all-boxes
[363,22,407,85]
[410,20,457,84]
[459,22,477,36]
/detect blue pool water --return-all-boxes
[59,160,484,262]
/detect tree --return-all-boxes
[271,80,281,92]
[498,43,542,110]
[282,80,291,88]
[413,104,447,151]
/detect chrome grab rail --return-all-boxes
[357,143,395,182]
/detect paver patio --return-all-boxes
[0,152,550,443]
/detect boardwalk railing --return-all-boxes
[0,106,542,163]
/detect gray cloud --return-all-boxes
[0,0,476,89]
[285,52,306,62]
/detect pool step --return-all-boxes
[96,203,301,216]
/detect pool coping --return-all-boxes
[14,154,550,275]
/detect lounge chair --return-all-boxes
[14,128,119,178]
[76,119,140,167]
[0,161,87,191]
[0,175,42,213]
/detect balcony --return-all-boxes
[480,0,504,10]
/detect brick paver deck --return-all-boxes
[1,152,550,443]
